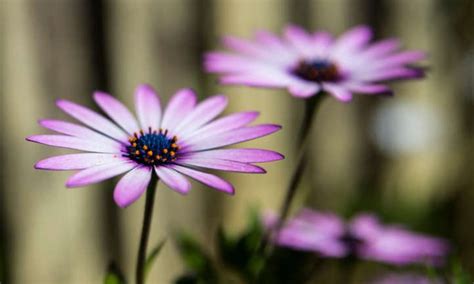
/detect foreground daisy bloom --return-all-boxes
[205,25,426,101]
[27,85,283,207]
[266,209,449,266]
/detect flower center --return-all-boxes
[124,128,179,166]
[292,59,341,82]
[339,231,363,256]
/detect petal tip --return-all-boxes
[55,98,70,108]
[135,84,157,96]
[92,90,110,100]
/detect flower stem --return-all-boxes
[256,94,325,278]
[135,173,158,284]
[277,93,324,225]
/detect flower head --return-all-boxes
[27,84,283,207]
[205,25,426,101]
[266,209,449,266]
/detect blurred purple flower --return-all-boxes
[266,209,449,266]
[205,25,425,102]
[27,84,283,207]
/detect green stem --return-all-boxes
[277,93,324,227]
[135,174,158,284]
[256,94,325,281]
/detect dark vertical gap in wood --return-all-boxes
[192,0,224,233]
[287,0,311,27]
[0,3,9,282]
[84,0,123,267]
[437,0,474,273]
[354,0,388,205]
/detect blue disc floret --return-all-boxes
[125,128,180,166]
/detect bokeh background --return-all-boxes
[0,0,473,283]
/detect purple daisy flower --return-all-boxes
[266,209,449,266]
[205,25,426,101]
[27,84,283,207]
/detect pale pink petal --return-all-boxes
[66,161,136,188]
[171,164,234,194]
[322,83,353,102]
[350,214,450,266]
[113,166,152,208]
[311,31,334,57]
[254,30,298,64]
[26,135,122,153]
[184,124,281,151]
[93,91,140,134]
[268,209,348,257]
[56,99,129,141]
[223,36,269,59]
[182,148,283,163]
[181,111,259,142]
[38,119,122,145]
[370,51,426,70]
[360,38,401,59]
[288,80,321,98]
[331,25,373,58]
[174,95,228,137]
[284,24,314,57]
[356,67,423,81]
[205,52,271,73]
[176,157,266,173]
[161,88,197,130]
[35,153,125,170]
[220,71,295,88]
[154,166,191,194]
[344,83,393,95]
[134,84,162,130]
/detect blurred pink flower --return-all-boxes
[205,25,425,102]
[27,84,283,207]
[267,209,449,266]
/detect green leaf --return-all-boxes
[452,259,472,284]
[216,210,265,281]
[175,232,217,283]
[144,240,166,279]
[103,262,126,284]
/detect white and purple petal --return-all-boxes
[154,166,191,194]
[35,153,125,171]
[176,157,265,173]
[161,88,197,130]
[181,148,283,163]
[185,124,281,151]
[66,161,136,188]
[114,166,152,208]
[322,83,353,102]
[93,91,140,134]
[181,111,259,142]
[26,135,122,153]
[38,119,122,145]
[174,95,228,137]
[134,84,162,130]
[56,99,129,141]
[171,165,234,194]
